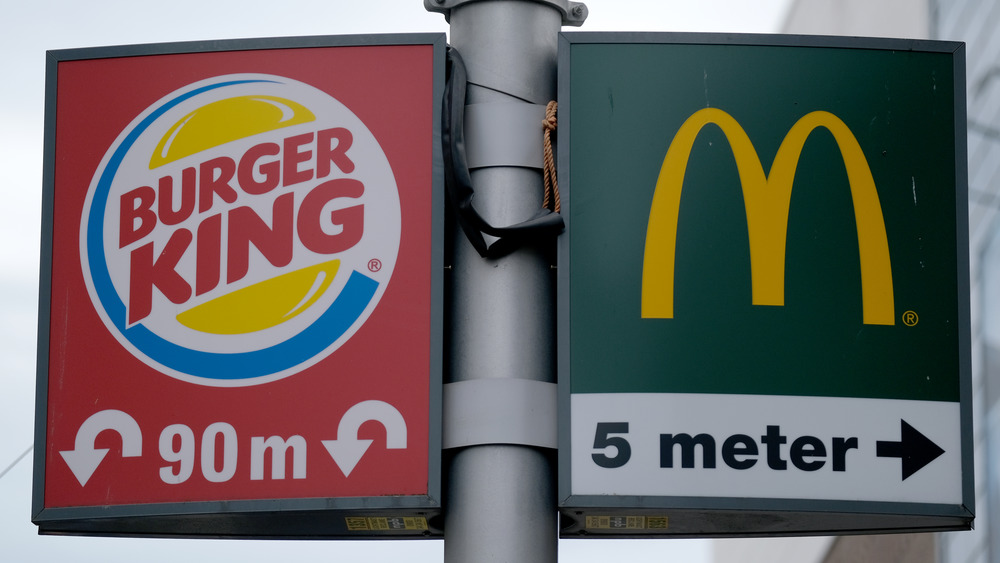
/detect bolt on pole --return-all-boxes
[424,0,586,561]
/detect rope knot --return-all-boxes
[543,101,558,132]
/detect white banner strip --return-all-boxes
[571,393,962,505]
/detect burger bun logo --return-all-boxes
[80,74,401,386]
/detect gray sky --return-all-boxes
[0,1,790,561]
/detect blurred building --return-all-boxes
[714,0,1000,561]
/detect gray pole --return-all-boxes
[424,1,586,561]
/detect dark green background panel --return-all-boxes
[566,41,961,402]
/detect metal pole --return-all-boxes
[424,0,585,561]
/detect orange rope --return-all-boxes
[542,100,561,213]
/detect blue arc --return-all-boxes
[124,271,377,380]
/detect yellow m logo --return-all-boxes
[641,108,894,325]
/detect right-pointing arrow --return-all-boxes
[876,419,945,481]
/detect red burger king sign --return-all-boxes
[35,35,444,538]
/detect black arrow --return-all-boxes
[876,419,945,481]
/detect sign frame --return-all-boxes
[556,31,973,537]
[34,33,446,538]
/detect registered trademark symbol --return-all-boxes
[368,259,382,273]
[902,310,919,326]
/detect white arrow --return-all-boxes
[59,409,142,486]
[323,400,407,477]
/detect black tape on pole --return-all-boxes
[442,47,564,258]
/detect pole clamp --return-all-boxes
[443,379,557,449]
[424,0,588,26]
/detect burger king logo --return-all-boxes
[80,74,401,386]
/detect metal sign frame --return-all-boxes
[557,31,973,537]
[34,33,446,538]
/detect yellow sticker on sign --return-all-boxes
[345,516,429,532]
[585,516,668,530]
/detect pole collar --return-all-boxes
[424,0,588,26]
[443,379,557,449]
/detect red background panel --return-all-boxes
[44,44,436,508]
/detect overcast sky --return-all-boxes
[0,1,791,561]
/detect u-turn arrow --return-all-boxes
[876,419,945,481]
[323,400,407,477]
[59,409,143,486]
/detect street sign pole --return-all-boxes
[424,1,585,561]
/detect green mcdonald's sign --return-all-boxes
[557,33,973,537]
